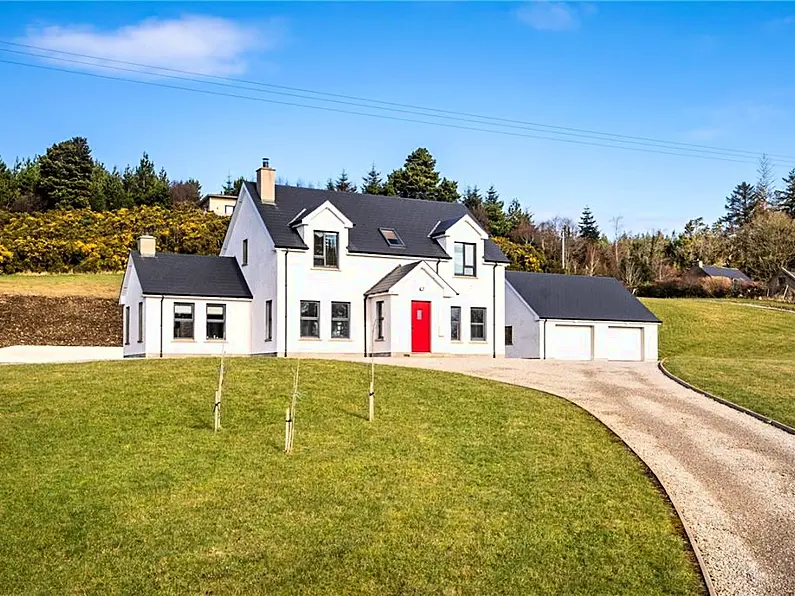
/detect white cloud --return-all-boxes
[515,2,595,32]
[19,15,284,76]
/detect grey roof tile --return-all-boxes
[364,262,422,295]
[131,252,252,299]
[701,265,752,282]
[243,182,509,263]
[506,271,660,323]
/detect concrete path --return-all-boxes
[0,345,123,364]
[349,357,795,596]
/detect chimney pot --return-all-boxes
[262,157,269,168]
[138,235,156,257]
[698,259,704,268]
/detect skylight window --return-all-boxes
[380,228,405,247]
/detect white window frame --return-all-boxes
[454,242,477,277]
[470,307,487,341]
[242,238,248,266]
[300,300,321,338]
[313,231,339,268]
[206,304,226,341]
[331,301,351,339]
[450,306,461,341]
[265,300,273,342]
[375,301,384,340]
[505,325,513,346]
[137,301,144,343]
[174,303,195,340]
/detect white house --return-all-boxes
[505,271,660,361]
[120,158,510,358]
[198,194,237,217]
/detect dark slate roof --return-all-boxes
[506,271,661,323]
[701,265,752,282]
[243,182,509,263]
[364,262,422,296]
[131,252,252,299]
[430,216,464,237]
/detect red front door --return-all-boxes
[411,301,431,353]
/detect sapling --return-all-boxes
[213,346,226,433]
[285,358,300,454]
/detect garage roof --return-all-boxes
[506,271,660,323]
[131,252,253,299]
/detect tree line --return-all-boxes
[0,137,201,212]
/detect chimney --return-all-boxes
[138,235,156,257]
[256,157,276,204]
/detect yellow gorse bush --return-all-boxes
[0,206,229,273]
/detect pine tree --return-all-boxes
[361,163,385,195]
[755,153,775,210]
[722,182,758,230]
[123,153,170,207]
[774,169,795,217]
[483,185,509,236]
[578,206,600,241]
[221,175,246,196]
[38,137,94,210]
[333,169,357,193]
[462,186,489,231]
[386,147,460,202]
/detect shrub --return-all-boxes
[636,277,765,299]
[492,236,545,272]
[0,206,228,274]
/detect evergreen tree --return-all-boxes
[123,153,170,207]
[38,137,93,210]
[774,169,795,217]
[578,206,600,241]
[386,147,460,202]
[755,153,775,210]
[325,178,335,191]
[462,186,489,231]
[0,157,13,211]
[221,175,246,196]
[361,163,385,195]
[722,182,758,230]
[9,157,43,212]
[333,169,357,193]
[483,185,509,236]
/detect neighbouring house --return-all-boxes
[120,158,509,358]
[198,194,237,216]
[685,261,752,285]
[505,271,660,361]
[767,267,795,300]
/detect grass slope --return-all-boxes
[0,273,122,298]
[0,359,702,595]
[645,298,795,428]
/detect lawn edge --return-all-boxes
[659,359,795,438]
[349,359,713,596]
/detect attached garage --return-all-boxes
[505,271,660,362]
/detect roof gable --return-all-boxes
[244,182,508,263]
[506,271,660,323]
[130,252,252,299]
[365,261,457,297]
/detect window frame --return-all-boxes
[137,301,143,343]
[173,302,195,340]
[300,300,321,338]
[379,228,405,248]
[470,307,487,341]
[375,300,384,340]
[265,299,273,342]
[450,306,461,341]
[454,242,477,277]
[124,305,130,345]
[313,231,340,268]
[224,204,235,216]
[505,325,513,346]
[242,238,248,266]
[331,301,351,339]
[206,303,226,341]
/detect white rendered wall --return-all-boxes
[220,185,278,355]
[505,282,541,359]
[542,320,659,362]
[120,260,146,358]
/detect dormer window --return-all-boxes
[380,228,405,248]
[314,231,339,268]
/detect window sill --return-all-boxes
[330,337,352,341]
[450,339,462,343]
[173,338,195,343]
[312,267,341,272]
[206,339,227,343]
[299,337,322,341]
[375,338,385,342]
[453,274,477,279]
[470,339,488,343]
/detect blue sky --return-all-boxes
[1,2,795,235]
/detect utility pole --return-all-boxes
[561,226,566,272]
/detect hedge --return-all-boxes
[0,206,229,273]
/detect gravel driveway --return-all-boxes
[353,357,795,596]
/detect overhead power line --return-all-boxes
[2,39,792,163]
[0,53,791,168]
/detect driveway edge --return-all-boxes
[659,359,795,437]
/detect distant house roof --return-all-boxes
[506,271,660,323]
[197,194,237,207]
[242,182,508,263]
[131,252,252,299]
[700,265,752,283]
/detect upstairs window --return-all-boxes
[206,304,226,340]
[314,231,339,268]
[454,242,476,276]
[174,303,194,339]
[379,228,405,247]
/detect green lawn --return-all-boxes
[0,273,123,298]
[0,359,703,595]
[644,298,795,428]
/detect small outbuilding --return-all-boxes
[505,271,660,361]
[686,261,752,284]
[767,267,795,300]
